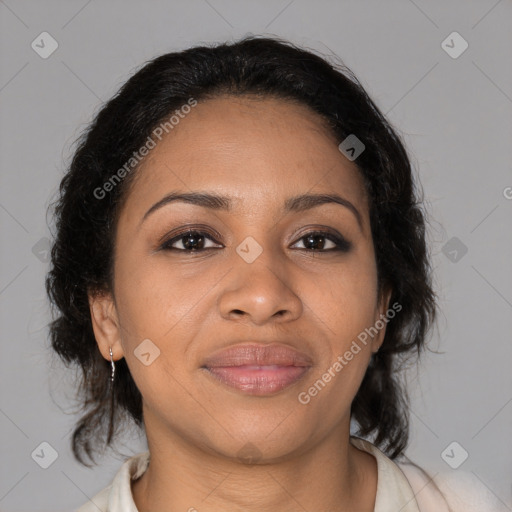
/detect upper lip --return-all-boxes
[202,343,313,368]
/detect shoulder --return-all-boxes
[398,461,509,512]
[74,450,150,512]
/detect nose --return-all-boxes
[217,250,303,326]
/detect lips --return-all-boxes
[202,344,313,396]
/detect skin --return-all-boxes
[89,95,391,512]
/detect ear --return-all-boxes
[370,285,393,354]
[88,290,124,362]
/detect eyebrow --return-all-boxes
[141,191,363,230]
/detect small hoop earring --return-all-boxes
[109,347,115,383]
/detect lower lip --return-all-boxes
[204,365,310,395]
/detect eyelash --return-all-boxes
[159,229,351,253]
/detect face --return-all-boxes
[90,95,391,462]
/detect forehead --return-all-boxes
[121,95,368,220]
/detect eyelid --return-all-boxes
[291,224,338,238]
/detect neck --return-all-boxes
[132,417,377,512]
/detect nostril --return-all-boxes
[232,309,245,315]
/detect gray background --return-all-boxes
[1,1,511,510]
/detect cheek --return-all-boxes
[112,253,213,403]
[309,250,380,343]
[300,248,379,396]
[113,247,215,341]
[297,271,378,424]
[112,249,234,395]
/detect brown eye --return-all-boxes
[291,231,351,252]
[161,231,223,251]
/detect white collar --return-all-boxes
[350,437,420,511]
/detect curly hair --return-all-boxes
[46,36,437,467]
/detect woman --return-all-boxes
[46,37,499,511]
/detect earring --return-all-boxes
[109,347,115,383]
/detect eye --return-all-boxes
[160,230,223,251]
[158,228,350,253]
[291,230,351,252]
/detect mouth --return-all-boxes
[202,343,313,396]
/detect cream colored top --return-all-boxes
[76,437,506,511]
